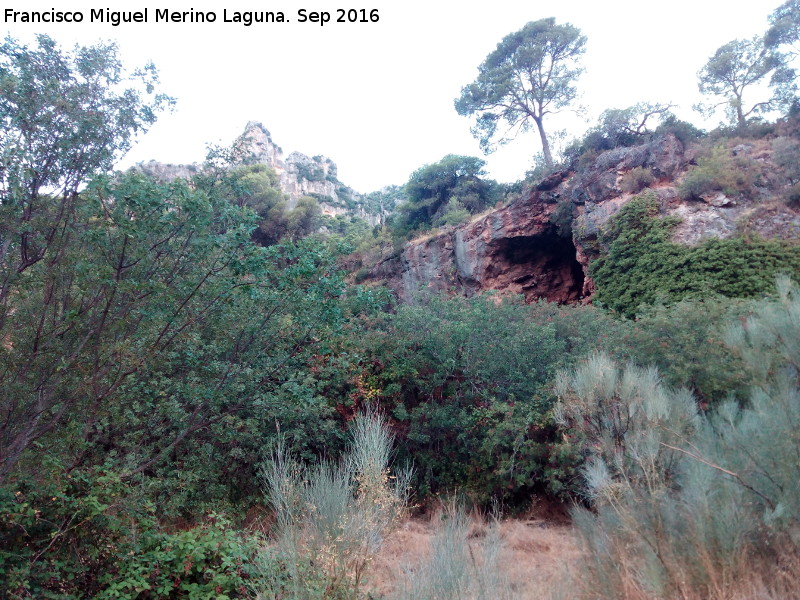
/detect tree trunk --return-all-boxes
[534,116,554,169]
[734,92,745,127]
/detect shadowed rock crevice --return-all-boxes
[487,231,584,303]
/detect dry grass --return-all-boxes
[362,511,800,600]
[548,545,800,600]
[364,505,582,599]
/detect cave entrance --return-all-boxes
[491,229,584,304]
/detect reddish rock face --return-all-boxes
[374,133,800,305]
[380,187,587,304]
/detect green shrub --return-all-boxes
[256,410,412,599]
[554,281,800,598]
[338,295,638,504]
[435,198,472,227]
[653,115,705,145]
[786,181,800,207]
[679,143,759,199]
[590,192,800,317]
[98,517,256,600]
[549,199,575,238]
[629,298,750,405]
[772,136,800,183]
[0,465,256,599]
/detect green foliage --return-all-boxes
[697,36,780,126]
[0,464,255,599]
[565,103,676,164]
[628,298,750,405]
[217,165,322,245]
[766,1,800,114]
[295,162,326,183]
[97,517,255,599]
[772,135,800,183]
[556,282,800,598]
[435,199,472,227]
[363,185,406,216]
[391,155,500,238]
[767,0,800,55]
[455,18,586,167]
[653,114,706,145]
[0,168,347,514]
[0,34,172,207]
[549,199,575,238]
[590,192,800,317]
[336,295,636,503]
[679,143,759,199]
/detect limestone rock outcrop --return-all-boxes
[374,133,800,304]
[132,122,388,226]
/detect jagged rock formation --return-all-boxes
[133,122,388,226]
[372,192,585,303]
[373,133,800,304]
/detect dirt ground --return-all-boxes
[365,500,583,599]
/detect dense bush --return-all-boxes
[590,192,800,316]
[549,199,575,238]
[772,135,800,184]
[554,278,800,599]
[0,465,257,599]
[327,295,640,503]
[628,298,751,405]
[390,155,502,239]
[679,143,760,199]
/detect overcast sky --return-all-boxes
[2,0,788,192]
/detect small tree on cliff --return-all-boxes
[455,18,586,169]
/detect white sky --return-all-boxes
[2,0,788,192]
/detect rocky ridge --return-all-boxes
[372,133,800,303]
[134,122,388,225]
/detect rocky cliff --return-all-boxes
[373,133,800,303]
[134,122,388,225]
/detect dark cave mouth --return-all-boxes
[493,229,585,304]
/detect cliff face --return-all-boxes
[374,191,585,303]
[134,122,388,226]
[375,133,800,304]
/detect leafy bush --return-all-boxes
[785,181,800,206]
[590,192,800,317]
[391,155,502,238]
[679,143,759,199]
[629,298,750,405]
[772,135,800,183]
[554,280,800,598]
[98,517,256,599]
[653,114,706,145]
[336,295,640,503]
[435,198,473,227]
[549,199,575,238]
[0,465,256,599]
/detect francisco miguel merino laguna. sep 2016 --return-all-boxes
[3,8,291,26]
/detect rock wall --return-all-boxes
[376,187,585,304]
[376,133,800,304]
[132,122,388,226]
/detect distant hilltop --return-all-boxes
[134,121,392,226]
